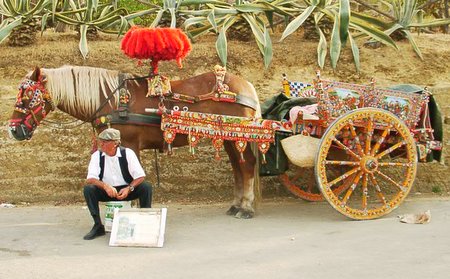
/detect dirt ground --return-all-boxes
[0,31,449,205]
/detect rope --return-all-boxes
[154,149,161,188]
[42,118,86,129]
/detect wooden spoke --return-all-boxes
[375,169,408,193]
[369,173,387,205]
[378,162,413,167]
[341,171,363,205]
[325,160,360,166]
[307,182,314,193]
[370,125,392,156]
[364,117,374,155]
[347,121,364,156]
[376,140,406,159]
[291,172,303,182]
[327,167,360,188]
[332,136,361,160]
[361,174,368,211]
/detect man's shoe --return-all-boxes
[83,224,106,240]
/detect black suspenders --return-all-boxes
[99,146,133,184]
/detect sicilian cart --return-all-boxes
[148,70,443,220]
[263,72,443,219]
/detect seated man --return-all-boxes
[83,128,152,240]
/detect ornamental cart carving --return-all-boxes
[150,70,442,220]
[275,72,443,219]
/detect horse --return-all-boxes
[8,65,262,219]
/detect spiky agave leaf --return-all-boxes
[348,32,360,72]
[329,13,341,69]
[280,5,316,41]
[338,0,349,44]
[216,27,227,66]
[79,24,89,59]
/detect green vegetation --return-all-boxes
[1,0,449,69]
[0,0,51,46]
[432,186,442,194]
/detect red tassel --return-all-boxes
[239,152,245,163]
[121,27,192,74]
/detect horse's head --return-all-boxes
[8,67,55,141]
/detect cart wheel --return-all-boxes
[316,108,417,220]
[280,166,323,201]
[279,159,351,202]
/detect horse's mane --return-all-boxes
[41,65,120,116]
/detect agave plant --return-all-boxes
[182,0,296,68]
[0,0,51,46]
[148,0,185,27]
[280,0,398,71]
[52,0,154,58]
[378,0,450,59]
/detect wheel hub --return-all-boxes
[360,156,378,173]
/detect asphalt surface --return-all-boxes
[1,196,450,279]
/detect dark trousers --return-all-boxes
[83,182,152,224]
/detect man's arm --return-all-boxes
[117,176,145,200]
[86,177,118,198]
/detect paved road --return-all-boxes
[1,196,450,279]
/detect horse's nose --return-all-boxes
[8,123,31,141]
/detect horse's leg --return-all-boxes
[236,146,257,219]
[224,142,256,219]
[224,141,243,216]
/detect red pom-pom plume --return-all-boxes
[121,27,192,74]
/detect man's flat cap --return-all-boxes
[98,128,121,141]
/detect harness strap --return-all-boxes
[93,112,161,128]
[236,95,259,111]
[23,106,44,129]
[168,92,259,111]
[118,73,130,118]
[99,146,133,184]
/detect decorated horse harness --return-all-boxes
[92,65,259,124]
[10,76,55,138]
[92,65,274,162]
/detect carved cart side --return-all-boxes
[276,72,442,219]
[148,70,442,220]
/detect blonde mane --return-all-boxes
[41,65,120,116]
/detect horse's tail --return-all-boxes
[250,142,262,207]
[247,81,262,207]
[247,81,262,119]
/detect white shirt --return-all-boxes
[87,147,145,187]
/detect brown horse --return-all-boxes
[8,65,261,218]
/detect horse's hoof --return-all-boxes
[226,205,240,216]
[235,209,254,219]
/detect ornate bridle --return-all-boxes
[10,76,55,133]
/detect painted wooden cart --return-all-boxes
[148,71,442,220]
[275,72,442,219]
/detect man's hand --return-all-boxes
[117,187,130,200]
[105,184,118,198]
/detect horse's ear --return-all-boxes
[29,67,41,82]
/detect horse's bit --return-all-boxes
[10,77,55,136]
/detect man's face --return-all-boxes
[98,140,117,156]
